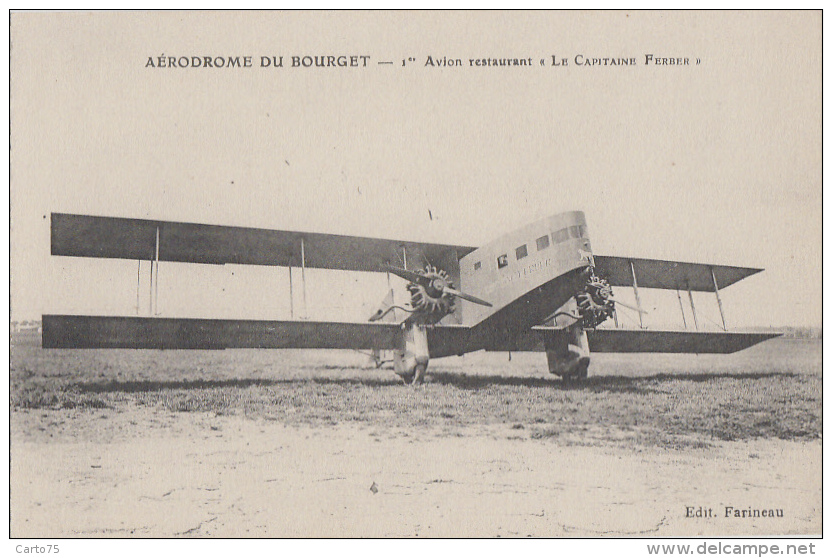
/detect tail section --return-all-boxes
[368,289,399,323]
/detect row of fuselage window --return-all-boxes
[472,224,587,271]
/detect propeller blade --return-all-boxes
[444,287,493,307]
[385,265,430,286]
[386,265,492,307]
[609,296,648,314]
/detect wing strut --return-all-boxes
[687,282,699,331]
[629,260,645,328]
[385,270,398,322]
[154,226,160,315]
[676,288,688,329]
[711,267,727,331]
[301,237,308,319]
[136,260,141,315]
[288,261,294,319]
[148,245,154,314]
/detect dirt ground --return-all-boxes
[9,336,822,538]
[11,408,820,538]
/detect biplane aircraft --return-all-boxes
[43,211,778,383]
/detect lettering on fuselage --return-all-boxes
[502,256,580,284]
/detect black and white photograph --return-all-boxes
[9,10,821,541]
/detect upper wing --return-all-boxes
[51,213,476,272]
[480,326,779,354]
[593,255,762,292]
[51,214,759,290]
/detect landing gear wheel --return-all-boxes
[575,359,589,379]
[399,373,414,384]
[411,364,426,385]
[561,359,589,384]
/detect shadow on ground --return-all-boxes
[70,370,800,395]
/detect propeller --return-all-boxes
[385,266,492,307]
[608,296,647,314]
[443,286,493,307]
[385,266,429,286]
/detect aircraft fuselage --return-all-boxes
[457,211,591,341]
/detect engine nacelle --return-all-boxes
[544,325,590,380]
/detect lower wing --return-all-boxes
[42,315,402,350]
[583,329,780,353]
[41,315,476,357]
[42,315,778,355]
[490,326,780,353]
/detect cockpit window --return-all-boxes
[515,244,528,260]
[552,228,570,243]
[497,254,509,269]
[474,261,482,271]
[569,225,582,239]
[536,235,550,251]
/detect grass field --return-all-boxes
[10,333,821,447]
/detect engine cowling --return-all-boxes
[575,273,615,329]
[406,265,456,320]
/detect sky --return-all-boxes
[10,11,822,328]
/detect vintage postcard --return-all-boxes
[9,11,821,541]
